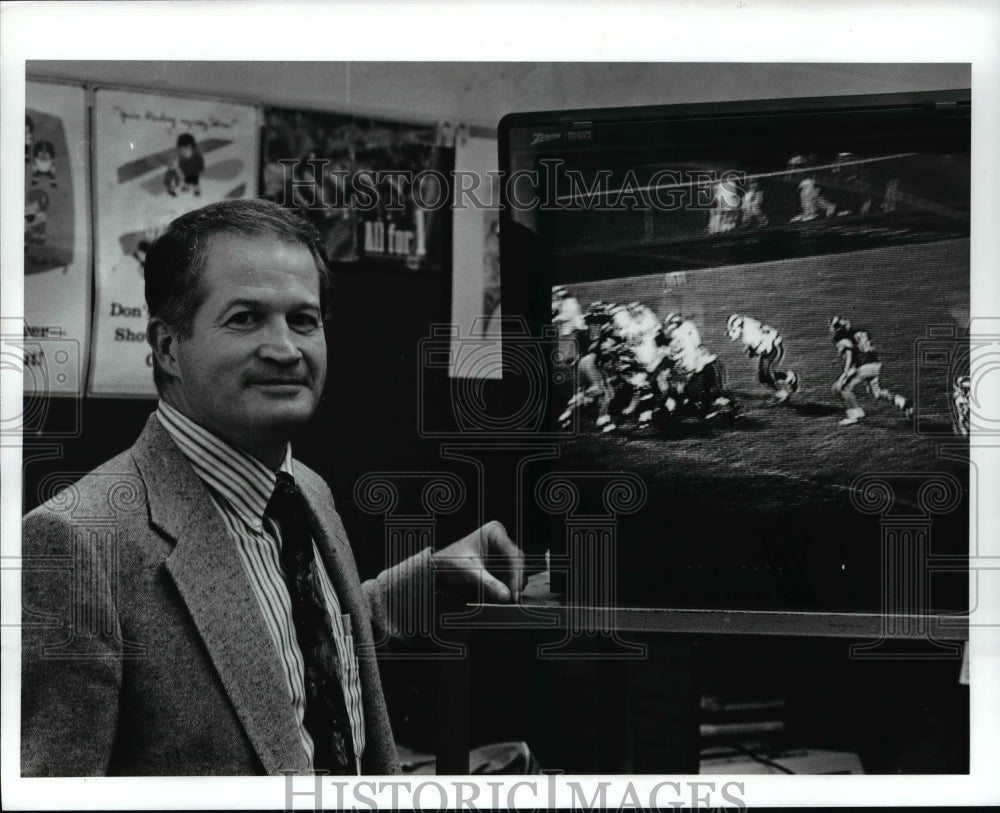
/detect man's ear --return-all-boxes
[147,317,182,380]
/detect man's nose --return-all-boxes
[256,319,303,364]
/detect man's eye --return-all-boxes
[289,313,321,331]
[226,311,257,327]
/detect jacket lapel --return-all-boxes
[130,416,309,775]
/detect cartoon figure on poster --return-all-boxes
[176,133,205,195]
[23,108,74,274]
[162,133,205,197]
[24,189,50,247]
[31,140,58,187]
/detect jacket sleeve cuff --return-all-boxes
[364,547,435,642]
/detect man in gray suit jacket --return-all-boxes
[21,199,523,776]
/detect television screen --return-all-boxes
[499,91,970,613]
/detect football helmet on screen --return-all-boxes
[783,370,799,393]
[830,315,851,332]
[726,314,745,341]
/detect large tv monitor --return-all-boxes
[498,90,970,613]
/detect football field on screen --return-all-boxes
[550,238,969,610]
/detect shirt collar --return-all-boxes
[156,401,294,532]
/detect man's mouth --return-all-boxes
[251,378,309,387]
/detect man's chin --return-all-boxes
[244,397,318,431]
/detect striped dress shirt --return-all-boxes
[157,402,365,770]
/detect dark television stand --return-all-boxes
[434,572,969,775]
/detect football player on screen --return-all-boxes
[952,374,971,436]
[829,315,913,426]
[557,300,619,432]
[551,285,588,361]
[661,313,736,419]
[726,314,799,402]
[611,302,670,427]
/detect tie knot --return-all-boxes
[275,470,297,493]
[267,472,304,522]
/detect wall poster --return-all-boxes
[450,128,501,378]
[23,80,91,396]
[261,107,448,272]
[88,89,258,397]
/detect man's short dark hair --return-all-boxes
[144,198,332,390]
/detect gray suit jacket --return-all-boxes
[21,415,423,776]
